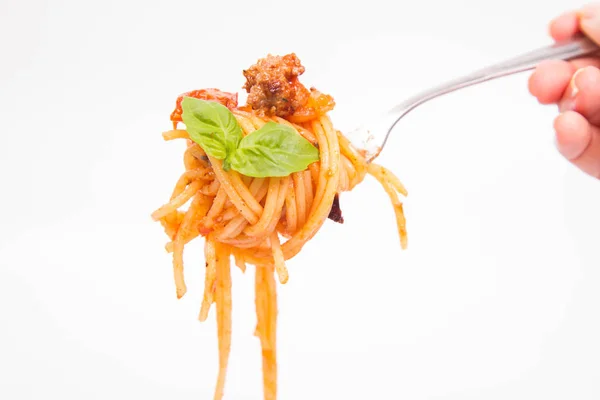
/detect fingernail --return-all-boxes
[559,69,583,112]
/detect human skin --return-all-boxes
[528,3,600,178]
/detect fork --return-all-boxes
[347,35,600,162]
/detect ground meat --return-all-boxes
[242,53,311,118]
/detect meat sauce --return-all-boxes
[170,88,238,123]
[242,53,335,123]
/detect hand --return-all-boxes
[529,4,600,178]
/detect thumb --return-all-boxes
[579,3,600,44]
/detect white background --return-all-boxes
[2,0,599,399]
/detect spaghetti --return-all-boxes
[152,53,408,400]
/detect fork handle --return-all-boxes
[396,35,599,110]
[385,36,599,129]
[478,34,599,77]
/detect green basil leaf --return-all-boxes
[230,122,319,178]
[181,97,243,162]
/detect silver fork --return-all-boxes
[347,35,600,162]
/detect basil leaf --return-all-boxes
[230,122,319,178]
[181,97,243,163]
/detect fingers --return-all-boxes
[571,57,600,71]
[528,58,600,104]
[549,11,579,41]
[543,4,600,179]
[555,66,600,178]
[550,4,600,43]
[530,3,600,104]
[579,3,600,44]
[529,60,574,104]
[562,66,600,125]
[555,111,600,178]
